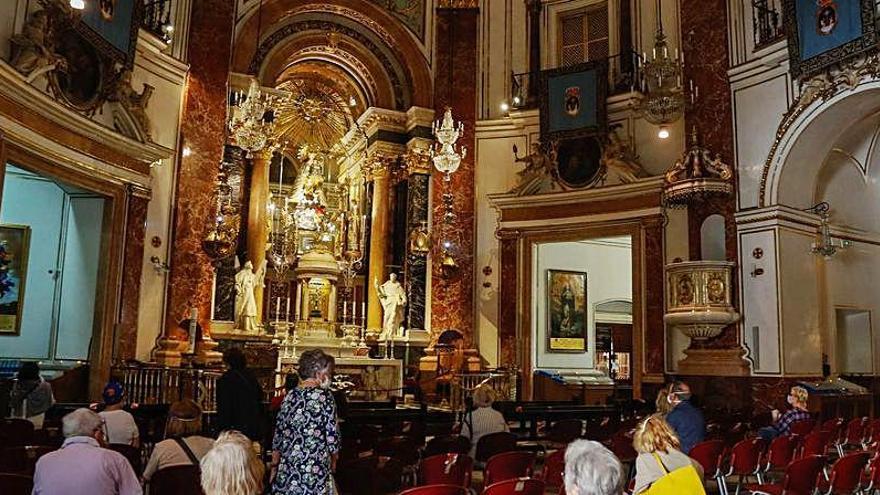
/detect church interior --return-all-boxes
[2,0,880,493]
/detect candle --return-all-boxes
[343,301,348,323]
[188,308,197,353]
[285,297,291,322]
[361,301,366,322]
[275,297,281,323]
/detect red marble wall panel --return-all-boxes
[165,0,235,340]
[117,194,148,360]
[644,218,666,374]
[498,236,518,367]
[681,0,740,349]
[431,8,478,346]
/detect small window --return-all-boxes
[559,4,609,67]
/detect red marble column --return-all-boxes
[117,192,148,361]
[643,217,666,375]
[681,0,740,349]
[431,7,478,346]
[497,234,519,367]
[162,0,235,361]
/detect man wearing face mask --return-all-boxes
[758,386,811,440]
[271,348,340,495]
[663,381,705,454]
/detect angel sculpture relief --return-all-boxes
[510,141,558,196]
[9,10,67,83]
[600,127,645,184]
[110,71,155,140]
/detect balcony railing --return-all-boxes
[510,51,643,110]
[752,0,784,49]
[113,364,222,413]
[142,0,173,42]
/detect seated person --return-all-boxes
[8,361,54,429]
[564,439,625,495]
[664,381,704,454]
[758,386,811,440]
[460,384,508,459]
[33,408,141,495]
[201,430,264,495]
[143,399,214,482]
[98,380,139,447]
[632,414,704,494]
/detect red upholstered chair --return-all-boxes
[834,418,867,457]
[720,437,767,495]
[0,473,33,495]
[0,445,55,474]
[419,453,473,488]
[863,418,880,450]
[744,454,825,495]
[482,478,545,495]
[424,435,471,458]
[400,485,469,495]
[0,419,35,447]
[474,432,518,464]
[814,451,869,495]
[148,465,203,495]
[689,440,727,489]
[108,443,142,475]
[760,435,799,483]
[821,418,845,445]
[789,420,815,437]
[858,453,880,494]
[484,451,535,486]
[540,448,565,490]
[799,430,832,459]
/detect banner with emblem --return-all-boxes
[75,0,142,68]
[540,60,608,140]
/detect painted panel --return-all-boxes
[740,229,781,374]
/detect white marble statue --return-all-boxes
[374,273,407,339]
[234,259,267,332]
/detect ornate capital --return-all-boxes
[403,147,432,175]
[361,154,398,181]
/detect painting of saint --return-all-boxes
[547,270,587,352]
[0,225,30,335]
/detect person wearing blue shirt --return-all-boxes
[663,381,705,454]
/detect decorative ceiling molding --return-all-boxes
[277,45,380,105]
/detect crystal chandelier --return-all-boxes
[805,202,851,260]
[228,78,285,157]
[267,161,298,277]
[431,108,467,178]
[637,1,685,136]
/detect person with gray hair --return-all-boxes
[460,384,508,458]
[32,408,142,495]
[564,439,625,495]
[271,349,340,494]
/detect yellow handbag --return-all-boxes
[642,453,706,495]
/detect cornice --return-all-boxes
[405,106,435,131]
[0,61,173,169]
[358,107,408,136]
[488,176,664,210]
[134,28,190,85]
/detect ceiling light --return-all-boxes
[512,96,522,106]
[500,102,510,112]
[658,125,670,139]
[70,0,85,9]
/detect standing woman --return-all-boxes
[632,414,704,494]
[271,349,340,495]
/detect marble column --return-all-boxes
[246,148,271,328]
[526,0,542,104]
[366,156,394,333]
[160,0,234,366]
[301,279,311,320]
[432,7,478,346]
[404,148,431,330]
[679,0,747,371]
[117,189,149,361]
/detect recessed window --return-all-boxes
[559,4,610,67]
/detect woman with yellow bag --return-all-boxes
[632,414,706,495]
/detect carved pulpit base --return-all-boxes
[677,347,750,376]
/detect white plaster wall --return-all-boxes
[532,238,632,371]
[479,0,528,120]
[778,229,822,375]
[664,206,689,372]
[739,229,782,374]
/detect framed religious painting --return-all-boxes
[540,60,608,140]
[783,0,879,78]
[0,225,31,336]
[554,135,604,189]
[75,0,142,68]
[546,269,588,353]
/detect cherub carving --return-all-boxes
[600,126,645,184]
[510,141,557,196]
[9,10,67,83]
[110,71,155,140]
[664,129,733,184]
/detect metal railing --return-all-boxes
[113,364,222,413]
[752,0,784,49]
[510,51,643,110]
[142,0,173,42]
[449,369,518,412]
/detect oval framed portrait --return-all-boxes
[49,28,105,113]
[554,136,603,189]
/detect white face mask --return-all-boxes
[320,375,332,389]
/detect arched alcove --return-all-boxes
[700,214,726,261]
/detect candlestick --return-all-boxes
[361,301,366,322]
[343,301,348,324]
[285,297,291,322]
[275,297,281,324]
[188,307,197,353]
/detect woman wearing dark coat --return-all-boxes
[215,347,266,442]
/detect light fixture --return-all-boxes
[805,202,851,260]
[512,96,522,106]
[348,95,357,108]
[202,159,241,264]
[636,0,685,132]
[70,0,85,10]
[657,125,670,139]
[182,146,192,157]
[500,102,510,113]
[430,107,466,177]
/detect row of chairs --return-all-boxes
[401,478,546,495]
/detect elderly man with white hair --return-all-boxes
[564,439,625,495]
[32,408,142,495]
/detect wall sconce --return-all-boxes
[805,202,851,260]
[150,256,170,274]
